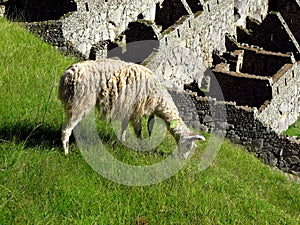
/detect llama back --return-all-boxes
[58,59,165,119]
[93,59,163,120]
[58,59,126,107]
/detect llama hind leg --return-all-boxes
[62,113,84,155]
[62,121,75,155]
[62,103,95,155]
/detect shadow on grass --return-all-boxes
[0,121,118,151]
[0,122,63,149]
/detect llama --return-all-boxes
[58,58,205,156]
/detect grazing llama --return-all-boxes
[58,58,205,156]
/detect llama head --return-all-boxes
[177,133,205,159]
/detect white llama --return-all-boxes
[58,58,205,155]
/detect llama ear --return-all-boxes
[188,134,206,141]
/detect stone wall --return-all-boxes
[0,4,5,17]
[3,0,272,64]
[146,0,235,90]
[61,0,158,57]
[8,0,272,90]
[170,90,300,176]
[206,59,300,134]
[169,90,206,132]
[24,21,86,59]
[25,21,65,47]
[256,62,300,133]
[235,0,269,27]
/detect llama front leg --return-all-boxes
[132,118,142,140]
[147,114,155,137]
[121,118,129,142]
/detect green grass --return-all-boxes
[285,116,300,139]
[0,17,300,224]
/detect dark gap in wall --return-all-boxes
[207,4,210,12]
[212,50,226,65]
[107,41,120,54]
[268,0,282,12]
[225,34,239,52]
[234,7,241,22]
[125,22,158,43]
[85,2,89,12]
[155,0,189,31]
[108,21,159,64]
[208,71,273,108]
[275,0,300,46]
[270,33,273,42]
[4,0,77,22]
[240,49,292,77]
[185,0,203,14]
[184,80,206,97]
[177,28,180,38]
[137,13,144,19]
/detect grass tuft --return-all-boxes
[285,116,300,138]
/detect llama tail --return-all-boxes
[58,66,77,105]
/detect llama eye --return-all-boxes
[185,142,193,149]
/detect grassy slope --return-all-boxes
[0,18,299,224]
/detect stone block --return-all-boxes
[252,138,264,150]
[287,156,300,165]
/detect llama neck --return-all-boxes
[155,98,191,143]
[169,119,191,143]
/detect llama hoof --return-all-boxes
[63,141,69,155]
[172,151,191,160]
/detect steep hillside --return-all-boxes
[0,18,299,224]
